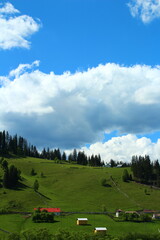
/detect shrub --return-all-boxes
[32,210,54,223]
[100,178,107,186]
[30,168,37,176]
[22,228,52,240]
[7,233,20,240]
[140,214,152,222]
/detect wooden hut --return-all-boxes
[76,218,88,225]
[94,227,107,234]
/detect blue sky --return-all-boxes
[1,0,160,162]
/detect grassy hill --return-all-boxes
[0,157,160,212]
[0,157,160,238]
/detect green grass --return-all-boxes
[0,157,160,212]
[0,156,160,236]
[0,213,160,237]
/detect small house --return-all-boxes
[94,227,107,234]
[77,218,88,225]
[116,209,123,217]
[152,213,160,219]
[116,164,123,168]
[34,208,61,215]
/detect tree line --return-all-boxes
[0,130,39,158]
[131,155,160,186]
[0,130,104,167]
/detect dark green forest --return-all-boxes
[131,155,160,186]
[0,130,104,167]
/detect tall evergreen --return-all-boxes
[131,155,160,186]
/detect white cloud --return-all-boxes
[128,0,160,23]
[0,2,41,49]
[0,2,19,14]
[9,60,40,78]
[81,134,160,163]
[1,61,160,150]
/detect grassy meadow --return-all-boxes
[0,213,160,238]
[0,157,160,236]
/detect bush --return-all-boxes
[140,214,152,222]
[22,228,52,240]
[7,233,20,240]
[30,168,37,176]
[32,210,54,223]
[100,178,107,186]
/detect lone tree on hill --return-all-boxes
[122,169,130,182]
[33,179,39,192]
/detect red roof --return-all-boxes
[143,209,156,213]
[34,208,61,212]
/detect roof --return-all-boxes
[34,208,61,212]
[125,211,138,214]
[77,218,88,221]
[117,164,122,168]
[95,227,107,231]
[116,209,123,212]
[143,209,156,213]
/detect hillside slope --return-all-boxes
[0,157,160,212]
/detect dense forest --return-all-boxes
[0,130,104,167]
[131,155,160,186]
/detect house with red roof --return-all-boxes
[34,208,61,215]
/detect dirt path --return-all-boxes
[110,176,142,208]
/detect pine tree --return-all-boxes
[3,168,9,188]
[62,152,66,161]
[33,180,39,191]
[122,169,130,182]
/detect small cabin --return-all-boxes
[152,213,160,219]
[94,227,107,234]
[77,218,88,225]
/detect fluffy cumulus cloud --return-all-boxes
[81,134,160,163]
[1,62,160,152]
[0,2,41,49]
[128,0,160,23]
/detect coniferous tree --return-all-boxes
[3,167,9,188]
[73,149,77,162]
[33,179,39,191]
[122,169,130,182]
[62,152,67,161]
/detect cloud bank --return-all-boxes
[1,62,160,152]
[81,134,160,163]
[0,2,41,49]
[128,0,160,23]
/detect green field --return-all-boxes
[0,157,160,236]
[0,213,160,238]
